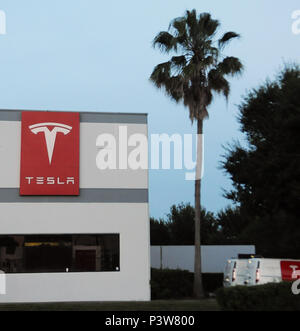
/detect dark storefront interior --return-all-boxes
[0,234,120,273]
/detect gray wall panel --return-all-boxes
[0,188,148,203]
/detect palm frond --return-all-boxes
[218,57,243,76]
[198,12,220,37]
[153,31,177,53]
[208,69,230,99]
[169,17,186,36]
[165,76,185,102]
[218,32,240,49]
[150,62,171,88]
[203,56,214,66]
[182,62,198,79]
[185,9,198,37]
[169,18,190,49]
[171,55,187,69]
[206,45,219,58]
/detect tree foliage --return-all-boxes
[150,203,240,245]
[222,65,300,258]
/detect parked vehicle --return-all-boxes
[245,258,300,286]
[223,259,249,287]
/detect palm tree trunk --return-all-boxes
[193,119,204,299]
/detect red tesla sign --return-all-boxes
[280,261,300,281]
[20,111,80,196]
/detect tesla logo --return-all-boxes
[20,111,80,196]
[290,265,300,279]
[29,123,72,164]
[281,261,300,282]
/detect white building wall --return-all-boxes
[0,110,150,303]
[0,203,149,303]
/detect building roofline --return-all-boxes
[0,109,148,124]
[0,109,148,116]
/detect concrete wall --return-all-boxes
[151,245,256,274]
[0,110,150,303]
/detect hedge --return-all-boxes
[151,268,223,299]
[216,282,300,311]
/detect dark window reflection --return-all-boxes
[0,234,120,273]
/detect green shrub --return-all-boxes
[202,273,223,293]
[216,282,300,311]
[151,268,223,299]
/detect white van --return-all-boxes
[223,259,249,287]
[245,258,300,286]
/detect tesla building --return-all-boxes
[0,109,150,303]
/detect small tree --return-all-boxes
[150,10,243,298]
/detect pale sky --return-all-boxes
[0,0,299,218]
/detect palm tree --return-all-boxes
[150,10,243,298]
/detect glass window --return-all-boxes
[0,234,120,273]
